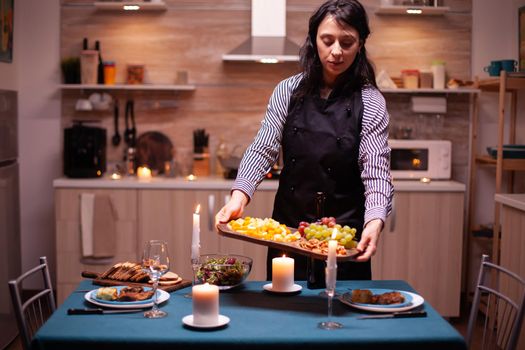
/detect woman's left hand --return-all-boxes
[354,219,383,262]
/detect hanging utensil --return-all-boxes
[130,99,137,147]
[124,99,133,146]
[111,100,121,146]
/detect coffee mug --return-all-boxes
[484,61,502,76]
[499,59,517,73]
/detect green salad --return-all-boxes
[196,257,245,286]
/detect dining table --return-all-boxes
[32,279,466,350]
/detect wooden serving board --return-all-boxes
[217,223,359,261]
[81,271,192,293]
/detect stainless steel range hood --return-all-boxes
[222,0,300,63]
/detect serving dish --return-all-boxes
[196,254,252,290]
[216,223,359,261]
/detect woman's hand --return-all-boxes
[354,219,383,262]
[215,190,249,226]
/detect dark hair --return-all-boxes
[295,0,377,98]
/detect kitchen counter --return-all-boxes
[53,177,465,192]
[495,193,525,212]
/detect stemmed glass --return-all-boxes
[318,266,343,329]
[141,240,170,318]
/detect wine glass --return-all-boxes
[141,240,170,318]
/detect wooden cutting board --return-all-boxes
[81,271,192,293]
[217,223,359,261]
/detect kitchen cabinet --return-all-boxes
[372,190,465,317]
[494,194,525,350]
[138,188,276,282]
[54,188,139,304]
[468,72,525,265]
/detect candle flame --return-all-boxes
[195,204,201,214]
[331,228,337,240]
[282,254,286,258]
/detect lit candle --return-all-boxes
[272,255,294,292]
[110,172,121,180]
[192,283,219,326]
[137,166,152,180]
[191,204,201,262]
[327,228,338,269]
[326,228,338,291]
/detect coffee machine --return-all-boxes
[63,122,106,178]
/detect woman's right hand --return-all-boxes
[215,190,249,226]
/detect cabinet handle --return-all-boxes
[208,194,215,231]
[389,196,396,233]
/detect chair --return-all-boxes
[8,256,56,350]
[466,254,525,350]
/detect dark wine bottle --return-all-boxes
[82,37,88,50]
[94,40,105,84]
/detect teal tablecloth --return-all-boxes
[33,280,466,350]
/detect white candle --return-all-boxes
[191,204,201,262]
[137,166,152,180]
[192,283,219,326]
[272,256,294,292]
[327,239,337,269]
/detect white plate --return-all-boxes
[182,314,230,329]
[339,290,424,313]
[263,283,302,294]
[84,288,170,309]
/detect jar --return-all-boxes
[431,60,446,89]
[401,69,419,89]
[103,61,116,85]
[419,70,433,88]
[126,64,144,84]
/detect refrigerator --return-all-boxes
[0,89,21,348]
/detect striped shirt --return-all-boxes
[233,73,393,226]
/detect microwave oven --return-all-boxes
[388,139,451,180]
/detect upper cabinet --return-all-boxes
[375,4,450,16]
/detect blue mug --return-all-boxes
[484,61,502,76]
[499,59,517,73]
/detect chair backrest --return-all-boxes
[466,254,525,350]
[8,256,56,350]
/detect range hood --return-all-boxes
[222,0,300,63]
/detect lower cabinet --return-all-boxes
[372,191,465,317]
[55,188,139,304]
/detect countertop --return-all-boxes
[53,176,466,192]
[495,193,525,212]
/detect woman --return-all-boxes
[216,0,393,284]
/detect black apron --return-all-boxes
[267,86,371,286]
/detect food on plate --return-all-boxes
[196,256,248,287]
[228,217,300,242]
[350,289,405,305]
[299,217,358,249]
[96,287,118,301]
[351,289,373,303]
[117,286,154,301]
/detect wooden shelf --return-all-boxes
[375,5,450,16]
[60,84,195,91]
[476,76,525,92]
[94,1,167,11]
[381,87,479,94]
[475,155,525,171]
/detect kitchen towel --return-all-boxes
[80,193,117,258]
